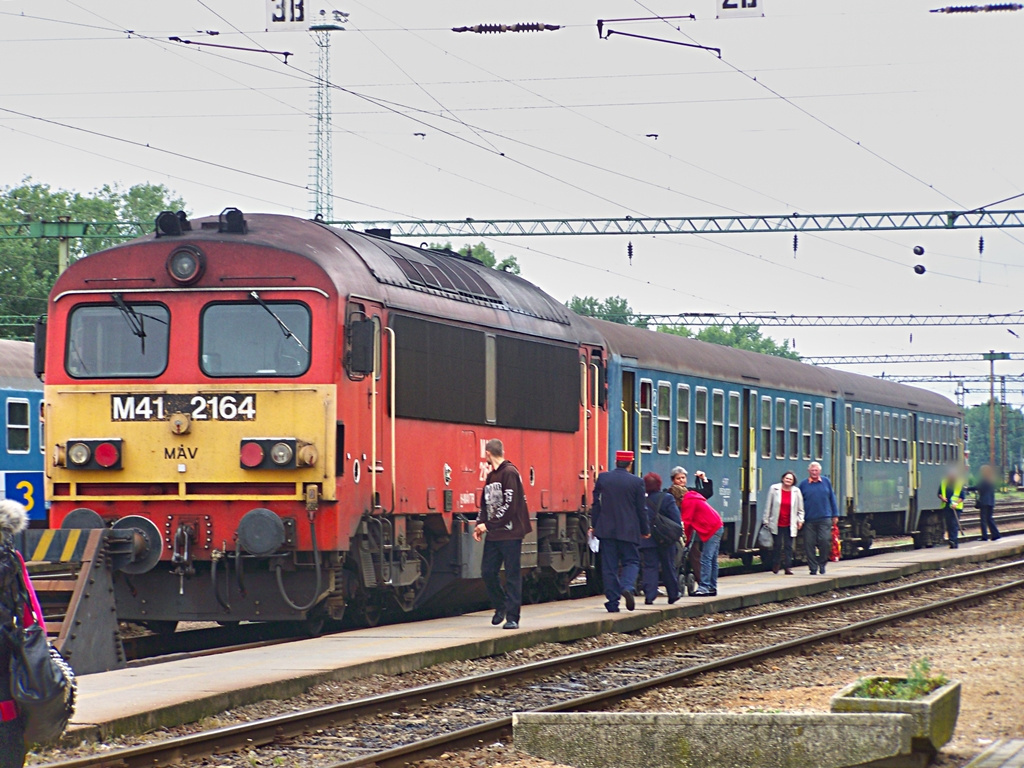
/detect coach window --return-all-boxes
[676,385,690,455]
[201,301,311,377]
[657,382,672,453]
[775,399,786,459]
[801,403,812,460]
[66,302,170,378]
[942,422,950,463]
[639,380,653,453]
[695,387,708,456]
[854,408,863,459]
[864,410,873,461]
[883,414,891,462]
[924,420,933,463]
[814,403,825,460]
[873,412,882,461]
[761,396,772,459]
[6,399,29,453]
[934,421,941,464]
[712,390,725,456]
[789,401,799,460]
[728,392,741,457]
[901,415,909,462]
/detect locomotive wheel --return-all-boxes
[361,600,384,628]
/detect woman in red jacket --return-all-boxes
[680,490,724,596]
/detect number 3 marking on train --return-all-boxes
[15,480,34,512]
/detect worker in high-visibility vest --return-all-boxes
[938,471,966,549]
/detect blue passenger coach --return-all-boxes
[592,320,961,562]
[0,340,45,525]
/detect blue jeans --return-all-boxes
[599,538,640,611]
[698,527,723,593]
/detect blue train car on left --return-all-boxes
[0,339,45,525]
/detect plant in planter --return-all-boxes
[832,658,961,760]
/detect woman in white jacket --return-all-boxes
[764,471,805,575]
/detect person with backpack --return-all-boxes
[0,500,29,768]
[640,473,682,605]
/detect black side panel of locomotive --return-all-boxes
[496,335,578,432]
[391,314,486,424]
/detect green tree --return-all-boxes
[428,241,521,275]
[0,178,186,338]
[566,295,648,327]
[963,402,1024,479]
[658,323,800,360]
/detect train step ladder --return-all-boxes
[15,528,128,675]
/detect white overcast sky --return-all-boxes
[2,0,1023,407]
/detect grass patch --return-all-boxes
[850,659,948,701]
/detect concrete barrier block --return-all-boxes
[513,712,916,768]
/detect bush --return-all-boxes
[850,658,949,701]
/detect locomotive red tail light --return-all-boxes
[94,441,120,468]
[61,438,123,470]
[240,441,265,468]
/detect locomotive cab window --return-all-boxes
[66,302,170,378]
[6,399,29,453]
[201,301,311,377]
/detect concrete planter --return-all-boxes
[831,677,961,756]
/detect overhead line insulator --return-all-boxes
[452,23,562,33]
[930,3,1023,11]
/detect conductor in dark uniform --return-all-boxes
[589,450,650,613]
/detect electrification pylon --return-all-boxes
[310,11,348,220]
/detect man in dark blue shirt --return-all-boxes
[590,450,650,613]
[798,461,838,575]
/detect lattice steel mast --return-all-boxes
[310,11,348,220]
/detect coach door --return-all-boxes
[621,370,637,473]
[907,414,920,533]
[738,388,759,553]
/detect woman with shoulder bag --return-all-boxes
[640,473,682,605]
[0,500,29,768]
[765,471,805,575]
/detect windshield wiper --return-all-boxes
[112,293,146,354]
[249,291,309,353]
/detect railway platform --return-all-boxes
[966,740,1024,768]
[66,536,1024,742]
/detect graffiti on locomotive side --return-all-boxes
[111,394,257,422]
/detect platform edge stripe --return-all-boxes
[60,528,81,561]
[30,529,55,562]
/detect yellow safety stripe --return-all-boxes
[60,529,81,561]
[31,529,55,562]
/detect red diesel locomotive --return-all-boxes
[42,210,606,629]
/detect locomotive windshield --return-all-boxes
[201,300,311,377]
[65,303,170,378]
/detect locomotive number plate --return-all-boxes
[111,394,257,422]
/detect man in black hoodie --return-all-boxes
[474,439,532,630]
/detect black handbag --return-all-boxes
[648,494,683,545]
[5,551,76,746]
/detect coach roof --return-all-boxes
[590,318,958,416]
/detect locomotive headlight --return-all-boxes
[68,442,92,466]
[270,441,294,466]
[166,246,205,285]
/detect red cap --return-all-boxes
[615,450,634,463]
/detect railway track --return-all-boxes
[40,557,1024,768]
[120,503,1024,662]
